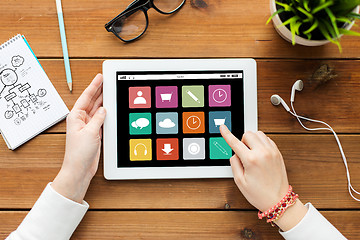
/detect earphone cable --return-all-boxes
[289,102,360,202]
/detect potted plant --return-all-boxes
[267,0,360,51]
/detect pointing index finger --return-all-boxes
[220,125,249,160]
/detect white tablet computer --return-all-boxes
[103,59,257,180]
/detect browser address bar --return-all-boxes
[117,73,243,81]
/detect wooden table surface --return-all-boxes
[1,0,360,239]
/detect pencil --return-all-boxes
[186,90,200,103]
[55,0,73,92]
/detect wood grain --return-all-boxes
[1,134,359,209]
[1,211,359,239]
[2,0,360,238]
[0,0,360,59]
[36,59,360,133]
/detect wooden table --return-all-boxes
[1,0,360,239]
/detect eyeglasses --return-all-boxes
[105,0,186,42]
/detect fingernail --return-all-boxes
[98,107,106,115]
[220,124,227,131]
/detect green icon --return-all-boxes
[182,85,204,108]
[129,112,152,135]
[209,137,232,159]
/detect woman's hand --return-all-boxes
[220,125,289,212]
[52,73,106,203]
[220,125,307,231]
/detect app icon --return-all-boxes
[156,112,178,134]
[209,137,232,159]
[129,113,152,135]
[183,138,205,160]
[209,85,231,107]
[182,112,205,134]
[155,86,178,108]
[182,85,204,108]
[208,111,231,134]
[129,86,151,109]
[129,139,152,161]
[156,138,179,160]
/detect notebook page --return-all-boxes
[0,35,69,149]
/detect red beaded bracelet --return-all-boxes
[258,185,299,226]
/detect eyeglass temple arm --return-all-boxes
[105,0,146,30]
[126,0,142,10]
[105,8,128,29]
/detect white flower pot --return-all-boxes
[269,0,360,46]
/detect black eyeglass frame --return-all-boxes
[105,0,186,42]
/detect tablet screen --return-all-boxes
[116,71,244,168]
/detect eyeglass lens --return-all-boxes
[114,10,147,41]
[113,0,185,41]
[153,0,185,13]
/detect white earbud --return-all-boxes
[290,80,304,103]
[270,94,290,112]
[271,79,360,202]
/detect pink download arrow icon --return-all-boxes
[162,144,174,155]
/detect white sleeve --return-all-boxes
[6,182,89,240]
[279,202,346,240]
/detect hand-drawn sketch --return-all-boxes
[0,55,49,125]
[14,118,21,125]
[11,55,24,68]
[0,68,18,87]
[4,110,14,119]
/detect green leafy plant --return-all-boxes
[267,0,360,51]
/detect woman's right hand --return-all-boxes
[220,125,307,231]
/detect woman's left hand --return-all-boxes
[52,73,106,203]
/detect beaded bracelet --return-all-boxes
[258,185,299,226]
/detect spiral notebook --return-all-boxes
[0,34,69,150]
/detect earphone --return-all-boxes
[134,143,148,156]
[271,80,360,202]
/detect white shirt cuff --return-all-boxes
[279,202,346,240]
[7,182,89,240]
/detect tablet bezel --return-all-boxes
[103,59,257,180]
